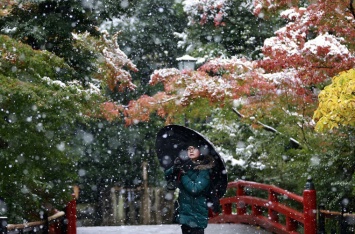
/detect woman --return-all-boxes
[165,145,215,234]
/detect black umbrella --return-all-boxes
[155,124,227,199]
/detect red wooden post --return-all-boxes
[237,184,246,215]
[268,190,279,222]
[223,203,232,215]
[286,216,298,231]
[252,205,262,216]
[66,194,77,234]
[303,178,317,234]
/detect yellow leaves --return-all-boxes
[313,69,355,131]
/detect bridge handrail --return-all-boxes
[6,211,65,231]
[318,207,355,233]
[209,179,317,234]
[227,180,304,203]
[1,194,77,234]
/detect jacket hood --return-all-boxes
[192,155,215,170]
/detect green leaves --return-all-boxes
[0,0,99,81]
[112,0,187,85]
[179,0,283,60]
[0,35,77,82]
[0,35,103,222]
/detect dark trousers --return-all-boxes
[181,224,204,234]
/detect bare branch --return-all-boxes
[232,108,301,149]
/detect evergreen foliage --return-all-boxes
[0,0,167,223]
[177,0,284,60]
[97,0,140,20]
[0,35,103,222]
[0,0,99,81]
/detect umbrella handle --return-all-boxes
[177,170,183,183]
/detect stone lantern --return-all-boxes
[176,55,197,71]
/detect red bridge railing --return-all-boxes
[0,194,77,234]
[209,179,317,234]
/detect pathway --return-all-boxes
[77,223,271,234]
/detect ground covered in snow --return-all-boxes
[77,223,271,234]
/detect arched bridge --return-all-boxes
[5,179,354,234]
[76,179,317,234]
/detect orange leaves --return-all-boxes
[214,12,225,27]
[149,68,182,93]
[100,102,124,121]
[100,93,177,125]
[121,55,286,126]
[97,0,355,135]
[104,0,355,127]
[124,95,155,125]
[180,72,224,105]
[123,93,178,126]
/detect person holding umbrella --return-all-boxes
[165,143,214,234]
[156,125,227,234]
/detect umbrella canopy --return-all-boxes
[155,124,227,198]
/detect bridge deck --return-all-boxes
[77,224,271,234]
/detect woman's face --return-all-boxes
[187,146,200,160]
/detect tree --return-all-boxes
[103,0,187,84]
[175,0,283,61]
[77,120,164,203]
[0,0,170,223]
[0,22,139,221]
[0,34,103,222]
[99,0,355,209]
[0,0,99,81]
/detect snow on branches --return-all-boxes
[253,0,300,18]
[149,68,182,93]
[123,57,278,125]
[101,0,355,129]
[198,56,255,74]
[72,30,138,92]
[182,0,231,26]
[260,1,355,88]
[72,30,139,122]
[101,31,138,91]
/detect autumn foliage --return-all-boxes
[100,32,138,91]
[314,69,355,131]
[101,0,355,130]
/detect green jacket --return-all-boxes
[165,156,214,228]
